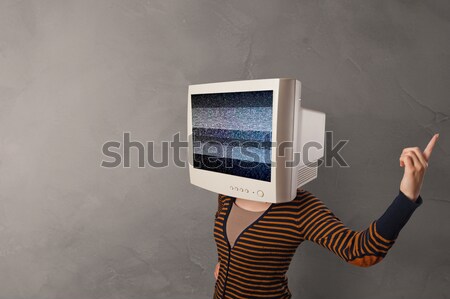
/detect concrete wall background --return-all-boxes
[0,0,449,298]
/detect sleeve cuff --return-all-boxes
[397,189,423,207]
[375,189,423,241]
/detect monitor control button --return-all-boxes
[239,188,244,192]
[245,189,249,193]
[257,190,264,197]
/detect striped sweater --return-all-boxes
[213,188,423,299]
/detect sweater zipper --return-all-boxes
[220,199,273,298]
[222,247,231,298]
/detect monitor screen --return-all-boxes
[191,90,273,182]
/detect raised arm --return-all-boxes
[297,133,438,267]
[296,189,422,267]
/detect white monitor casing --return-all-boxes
[188,78,325,203]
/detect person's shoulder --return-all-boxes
[294,188,317,201]
[290,188,322,207]
[218,193,233,202]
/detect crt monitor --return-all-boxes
[187,78,325,203]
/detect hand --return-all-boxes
[399,133,439,201]
[214,262,220,280]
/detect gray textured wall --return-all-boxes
[0,0,449,298]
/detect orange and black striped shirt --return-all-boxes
[213,188,423,299]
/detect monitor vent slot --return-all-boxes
[296,160,318,187]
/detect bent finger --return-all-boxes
[404,148,428,168]
[402,155,414,171]
[405,151,425,171]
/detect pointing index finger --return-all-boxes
[423,133,439,161]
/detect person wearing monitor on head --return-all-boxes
[187,78,439,298]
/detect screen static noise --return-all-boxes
[191,90,273,182]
